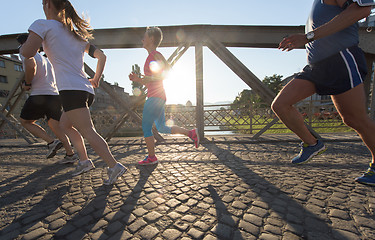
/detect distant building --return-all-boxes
[0,55,24,115]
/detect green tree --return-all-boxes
[231,74,284,112]
[262,74,283,94]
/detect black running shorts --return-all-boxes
[20,95,62,121]
[59,90,94,112]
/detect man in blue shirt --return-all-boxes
[272,0,375,186]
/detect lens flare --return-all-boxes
[149,61,161,74]
[166,119,175,127]
[132,87,142,96]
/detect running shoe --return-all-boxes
[138,155,158,165]
[355,163,375,186]
[71,159,95,176]
[46,139,63,159]
[189,128,200,148]
[103,163,127,185]
[291,140,326,164]
[58,154,79,164]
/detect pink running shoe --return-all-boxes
[189,128,200,148]
[138,155,158,165]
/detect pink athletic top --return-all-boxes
[144,50,166,100]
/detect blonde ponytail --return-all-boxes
[52,0,93,40]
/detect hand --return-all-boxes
[89,77,100,88]
[129,72,142,82]
[278,33,308,51]
[22,82,31,91]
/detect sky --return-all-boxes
[0,0,315,105]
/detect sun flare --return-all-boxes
[164,62,195,105]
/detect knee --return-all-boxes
[271,98,285,115]
[142,123,153,138]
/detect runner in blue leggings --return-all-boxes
[129,27,200,165]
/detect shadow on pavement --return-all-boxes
[208,185,244,240]
[203,143,348,240]
[97,164,157,240]
[0,164,71,209]
[0,186,68,239]
[54,184,113,239]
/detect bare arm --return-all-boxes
[23,57,36,86]
[85,43,106,88]
[20,31,43,58]
[279,2,372,51]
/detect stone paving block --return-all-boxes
[106,220,124,234]
[353,215,375,228]
[220,214,239,227]
[91,230,106,240]
[166,199,181,208]
[22,227,48,240]
[258,232,280,240]
[48,218,66,230]
[243,213,262,227]
[238,220,260,236]
[144,211,163,222]
[282,231,302,240]
[167,211,182,220]
[332,229,361,240]
[132,208,148,217]
[22,221,44,233]
[91,219,108,232]
[139,225,159,239]
[232,201,247,210]
[174,220,189,231]
[162,228,183,240]
[128,219,147,233]
[247,206,268,218]
[210,223,233,239]
[45,212,65,223]
[107,230,132,240]
[187,227,205,239]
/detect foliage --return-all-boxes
[231,74,284,112]
[262,74,283,94]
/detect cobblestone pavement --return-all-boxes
[0,134,374,240]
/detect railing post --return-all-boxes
[195,42,204,139]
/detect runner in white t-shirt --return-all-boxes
[20,0,126,185]
[17,33,77,163]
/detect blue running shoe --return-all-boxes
[292,140,326,164]
[355,163,375,186]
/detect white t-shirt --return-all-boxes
[20,52,59,96]
[28,19,94,94]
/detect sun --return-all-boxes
[163,61,196,105]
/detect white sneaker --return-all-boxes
[46,139,63,159]
[71,160,95,176]
[103,163,126,185]
[58,154,79,164]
